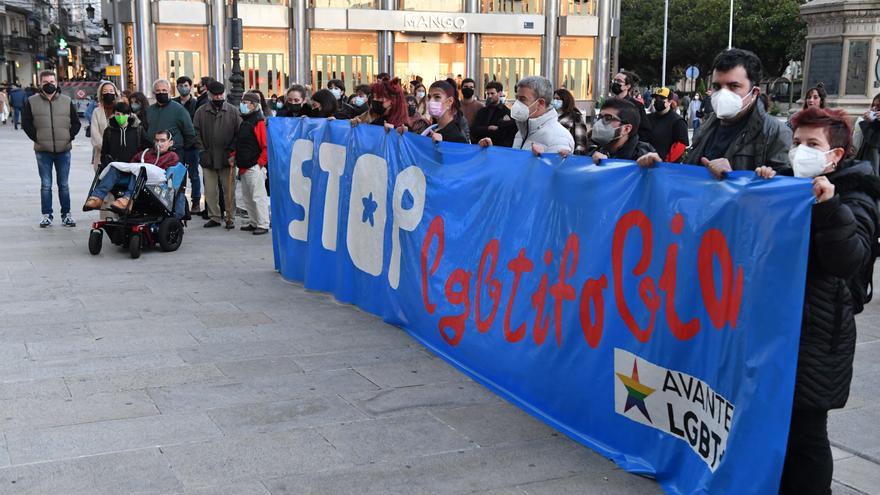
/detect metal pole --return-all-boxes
[134,0,155,90]
[661,0,668,87]
[465,0,479,89]
[541,0,559,87]
[210,0,227,83]
[228,0,244,106]
[292,0,308,85]
[728,0,733,49]
[594,0,612,99]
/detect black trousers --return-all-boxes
[779,408,833,495]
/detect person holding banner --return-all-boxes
[588,98,655,164]
[421,80,469,144]
[351,77,409,131]
[637,49,791,178]
[478,76,573,156]
[754,107,880,495]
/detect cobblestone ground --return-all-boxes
[0,122,876,494]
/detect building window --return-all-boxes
[400,0,464,12]
[395,33,465,85]
[481,35,541,93]
[157,25,209,88]
[559,37,594,100]
[239,0,288,4]
[481,0,542,14]
[310,0,379,8]
[560,0,595,16]
[311,31,378,94]
[242,28,290,98]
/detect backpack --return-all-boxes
[847,197,880,314]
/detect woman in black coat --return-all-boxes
[553,88,588,155]
[756,107,880,495]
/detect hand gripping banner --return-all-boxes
[267,117,815,494]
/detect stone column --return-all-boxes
[465,0,480,87]
[292,0,309,85]
[209,0,227,83]
[541,0,559,87]
[134,0,155,90]
[594,0,612,99]
[378,0,396,75]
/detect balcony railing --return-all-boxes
[1,35,35,52]
[238,0,288,4]
[310,0,379,8]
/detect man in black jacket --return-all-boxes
[173,76,202,213]
[589,98,655,163]
[235,92,270,235]
[470,82,516,147]
[610,70,653,143]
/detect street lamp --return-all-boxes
[228,0,244,106]
[86,4,95,21]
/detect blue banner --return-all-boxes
[267,117,814,494]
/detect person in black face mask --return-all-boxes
[610,70,653,143]
[275,84,307,117]
[459,78,484,129]
[308,89,340,119]
[405,95,430,133]
[193,81,242,228]
[145,78,194,154]
[89,81,120,173]
[172,75,202,212]
[646,87,689,162]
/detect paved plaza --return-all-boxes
[0,123,876,494]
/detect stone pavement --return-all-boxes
[0,122,875,494]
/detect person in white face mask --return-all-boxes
[588,97,655,164]
[478,75,574,156]
[754,106,880,495]
[637,49,791,179]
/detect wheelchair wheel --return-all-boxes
[129,233,142,259]
[88,230,102,255]
[158,218,184,252]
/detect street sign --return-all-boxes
[58,38,68,50]
[76,89,86,98]
[685,65,700,80]
[57,49,69,57]
[105,65,122,76]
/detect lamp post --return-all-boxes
[228,0,244,106]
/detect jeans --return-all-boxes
[780,408,833,495]
[91,167,136,200]
[13,107,21,129]
[692,119,700,132]
[182,148,201,202]
[36,151,71,216]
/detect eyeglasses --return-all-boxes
[612,79,626,85]
[597,113,624,125]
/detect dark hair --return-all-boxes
[377,72,391,82]
[872,93,880,109]
[38,70,56,82]
[601,97,641,129]
[445,77,458,90]
[199,76,214,87]
[176,76,193,86]
[129,91,149,112]
[485,81,503,93]
[311,89,338,117]
[791,107,853,157]
[369,77,408,127]
[355,84,370,95]
[554,88,579,116]
[462,78,476,87]
[619,70,639,87]
[154,129,172,141]
[113,102,131,114]
[803,83,827,110]
[286,84,307,100]
[428,80,461,118]
[249,89,268,113]
[712,48,763,88]
[327,79,345,92]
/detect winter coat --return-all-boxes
[90,81,120,167]
[855,118,880,175]
[145,100,196,151]
[99,115,147,168]
[9,88,26,109]
[684,99,792,172]
[557,110,589,155]
[193,101,241,170]
[131,148,180,170]
[512,109,575,154]
[591,133,656,162]
[794,160,880,411]
[21,92,81,153]
[234,110,267,169]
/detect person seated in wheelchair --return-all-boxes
[83,129,179,213]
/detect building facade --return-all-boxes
[801,0,880,113]
[102,0,619,103]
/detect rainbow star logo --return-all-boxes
[616,360,656,423]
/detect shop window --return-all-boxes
[395,34,465,84]
[310,0,379,8]
[157,25,209,88]
[481,35,541,93]
[481,0,541,14]
[559,37,594,100]
[560,0,595,16]
[242,28,290,97]
[311,31,378,94]
[400,0,464,12]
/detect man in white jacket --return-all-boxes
[478,76,574,156]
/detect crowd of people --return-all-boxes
[10,47,880,494]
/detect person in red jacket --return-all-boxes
[84,129,179,213]
[233,92,270,235]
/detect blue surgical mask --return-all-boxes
[551,98,563,110]
[239,102,250,115]
[352,96,366,107]
[276,101,283,110]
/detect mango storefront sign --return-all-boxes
[266,118,815,494]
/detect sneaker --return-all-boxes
[252,228,269,235]
[240,225,256,231]
[61,214,76,227]
[39,215,52,228]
